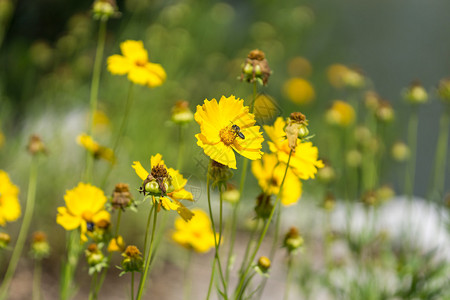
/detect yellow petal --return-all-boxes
[196,136,237,169]
[145,62,166,87]
[127,66,151,86]
[150,153,165,168]
[160,197,179,211]
[93,210,111,223]
[107,55,132,75]
[132,161,149,181]
[168,168,187,190]
[170,189,194,201]
[120,40,148,63]
[56,207,81,230]
[232,125,264,161]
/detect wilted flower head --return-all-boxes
[0,170,21,226]
[132,154,194,221]
[121,245,143,273]
[107,40,166,87]
[111,183,133,210]
[240,49,271,86]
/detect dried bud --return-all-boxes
[30,231,50,260]
[283,227,304,253]
[240,49,271,86]
[255,193,273,219]
[208,160,233,189]
[112,183,133,210]
[92,0,120,21]
[171,100,194,124]
[85,243,105,266]
[285,112,309,151]
[0,232,10,249]
[403,81,428,104]
[27,134,47,156]
[121,245,143,273]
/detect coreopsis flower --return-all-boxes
[77,133,115,163]
[195,95,264,169]
[132,153,194,221]
[57,183,111,242]
[107,40,166,87]
[325,100,356,127]
[0,170,21,226]
[108,235,125,252]
[171,209,217,253]
[283,77,315,105]
[121,245,143,274]
[264,117,323,179]
[251,154,302,206]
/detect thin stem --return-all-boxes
[131,272,135,300]
[206,257,216,300]
[234,150,293,299]
[283,256,294,300]
[177,124,185,171]
[0,156,39,300]
[88,272,98,300]
[101,82,135,188]
[238,219,260,276]
[84,18,108,183]
[60,231,81,300]
[183,250,193,300]
[206,161,228,298]
[32,260,42,300]
[115,209,123,238]
[143,204,155,257]
[136,203,158,300]
[404,106,419,200]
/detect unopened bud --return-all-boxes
[283,227,304,253]
[437,78,450,103]
[27,134,47,156]
[257,256,271,272]
[30,231,50,260]
[0,232,10,249]
[171,100,194,124]
[403,81,428,104]
[391,141,410,162]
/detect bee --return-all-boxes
[86,221,95,232]
[231,124,245,139]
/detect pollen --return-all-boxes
[219,126,237,146]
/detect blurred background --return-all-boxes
[1,0,450,299]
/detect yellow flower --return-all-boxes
[57,183,111,242]
[132,154,194,221]
[107,40,166,87]
[251,154,302,206]
[283,78,315,105]
[194,95,264,169]
[325,100,356,127]
[108,235,125,252]
[171,209,217,253]
[0,170,21,226]
[264,117,323,179]
[77,133,115,163]
[327,64,349,89]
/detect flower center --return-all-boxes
[135,59,147,67]
[82,211,94,222]
[219,126,237,146]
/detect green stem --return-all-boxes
[143,204,155,257]
[101,82,135,188]
[404,106,419,200]
[0,156,39,300]
[206,257,216,300]
[238,219,260,276]
[131,272,135,300]
[428,107,450,202]
[283,256,294,300]
[84,18,107,183]
[177,124,185,171]
[183,250,193,300]
[234,150,293,299]
[136,203,158,300]
[88,272,98,300]
[60,231,82,300]
[32,260,42,300]
[206,161,228,298]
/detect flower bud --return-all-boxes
[222,183,240,204]
[346,149,362,167]
[342,68,365,89]
[27,134,47,156]
[257,256,271,272]
[85,243,105,266]
[92,0,120,21]
[30,231,50,260]
[283,227,304,253]
[145,180,160,194]
[0,232,10,249]
[171,100,194,124]
[391,141,410,162]
[121,245,143,273]
[240,49,271,86]
[403,81,428,104]
[285,112,309,151]
[375,100,394,123]
[322,192,336,212]
[208,160,233,189]
[364,91,380,112]
[437,78,450,103]
[317,163,336,184]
